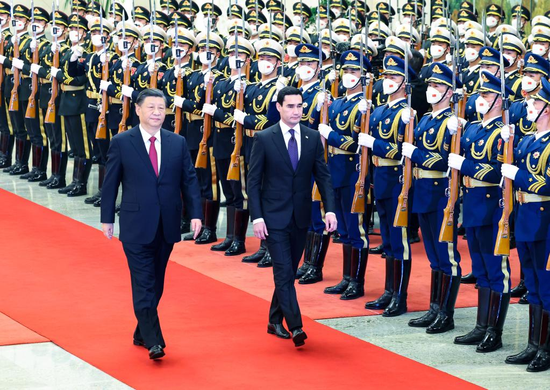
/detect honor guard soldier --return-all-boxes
[160,0,178,15]
[530,26,550,61]
[462,27,488,95]
[485,4,505,45]
[133,6,151,29]
[358,55,416,316]
[271,11,292,33]
[318,29,342,97]
[449,71,512,353]
[372,36,409,107]
[233,38,285,267]
[108,2,128,23]
[292,2,311,31]
[200,3,223,34]
[333,18,356,43]
[217,19,253,78]
[317,5,336,32]
[511,5,531,39]
[179,0,199,30]
[318,50,370,300]
[250,24,283,84]
[284,26,311,88]
[502,78,550,372]
[246,8,267,45]
[0,1,13,169]
[499,33,526,102]
[420,27,453,82]
[201,36,255,257]
[2,4,31,176]
[164,12,193,69]
[404,63,462,333]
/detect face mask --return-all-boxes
[85,15,94,23]
[522,76,539,93]
[69,30,81,43]
[15,20,25,31]
[258,60,275,75]
[50,26,63,38]
[458,24,466,36]
[229,55,245,69]
[503,54,516,67]
[430,44,445,60]
[0,17,6,26]
[286,44,297,57]
[383,78,400,95]
[402,17,411,25]
[118,39,132,52]
[292,15,302,26]
[331,8,341,18]
[91,34,104,47]
[337,34,349,42]
[426,86,444,104]
[486,16,498,28]
[532,44,548,56]
[144,42,158,56]
[475,96,493,115]
[250,25,257,34]
[297,65,316,82]
[342,73,360,89]
[30,23,44,35]
[373,40,380,48]
[464,47,479,62]
[511,18,524,29]
[112,35,119,45]
[199,51,215,64]
[135,20,145,28]
[322,49,330,59]
[203,17,214,30]
[526,99,540,122]
[320,20,327,29]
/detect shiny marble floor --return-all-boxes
[1,160,549,389]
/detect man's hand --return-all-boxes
[448,153,465,171]
[102,223,114,239]
[318,124,333,139]
[253,221,269,240]
[325,213,337,232]
[191,218,202,239]
[234,109,246,125]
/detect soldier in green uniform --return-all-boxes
[0,1,13,169]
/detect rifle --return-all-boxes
[351,18,371,214]
[149,0,158,88]
[25,2,39,119]
[174,20,184,135]
[227,8,246,181]
[118,21,131,133]
[327,0,338,96]
[45,1,60,124]
[494,33,513,257]
[95,12,109,139]
[393,26,413,228]
[195,9,213,169]
[8,1,19,111]
[0,15,5,107]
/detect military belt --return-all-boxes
[516,191,550,204]
[5,69,12,75]
[39,78,50,84]
[86,91,102,99]
[61,85,85,91]
[372,156,399,167]
[187,113,203,121]
[215,121,232,129]
[328,146,355,155]
[413,168,446,180]
[245,129,256,137]
[110,98,123,104]
[463,176,498,188]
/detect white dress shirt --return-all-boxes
[140,125,161,172]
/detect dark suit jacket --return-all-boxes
[247,123,336,230]
[100,126,202,244]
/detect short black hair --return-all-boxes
[277,86,303,105]
[135,88,167,106]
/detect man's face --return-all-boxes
[259,54,279,66]
[525,71,543,83]
[428,81,450,96]
[136,96,166,129]
[276,93,303,127]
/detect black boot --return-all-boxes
[296,231,314,279]
[211,206,235,251]
[225,208,249,256]
[0,132,13,168]
[40,150,56,187]
[10,139,30,176]
[21,143,39,180]
[369,244,385,255]
[454,287,491,345]
[365,256,395,310]
[29,145,48,182]
[242,240,267,263]
[461,272,477,284]
[476,291,510,353]
[85,164,105,204]
[511,269,527,298]
[67,157,90,197]
[519,292,529,305]
[427,273,461,334]
[506,304,542,364]
[527,310,550,372]
[300,233,330,284]
[257,250,272,268]
[195,200,219,244]
[58,159,77,194]
[324,244,352,294]
[48,151,67,189]
[409,270,442,327]
[94,164,107,206]
[383,258,412,317]
[184,198,206,240]
[340,247,368,300]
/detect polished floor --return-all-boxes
[1,160,548,389]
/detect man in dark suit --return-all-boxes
[247,87,337,347]
[100,89,202,360]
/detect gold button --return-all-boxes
[349,157,353,161]
[521,159,525,163]
[394,167,398,171]
[541,207,545,211]
[434,181,438,185]
[466,189,469,193]
[486,194,490,198]
[217,129,220,132]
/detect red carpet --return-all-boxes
[0,189,481,389]
[174,235,520,320]
[0,313,49,346]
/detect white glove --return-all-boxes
[401,109,416,125]
[99,52,107,64]
[192,51,199,61]
[30,38,37,51]
[358,98,372,114]
[445,53,452,64]
[358,133,375,149]
[204,71,213,85]
[121,57,132,70]
[327,69,336,83]
[316,91,326,112]
[50,67,60,78]
[121,85,134,99]
[448,153,465,171]
[517,58,524,71]
[276,76,288,92]
[318,124,333,139]
[10,35,16,45]
[447,116,467,135]
[0,55,5,64]
[99,80,111,92]
[70,45,84,61]
[455,88,464,99]
[234,109,246,125]
[202,103,217,116]
[500,124,515,143]
[50,42,60,53]
[501,163,519,180]
[12,58,24,70]
[147,59,156,73]
[234,78,246,93]
[402,142,417,158]
[30,64,41,74]
[173,95,185,108]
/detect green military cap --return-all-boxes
[292,2,312,19]
[110,2,128,21]
[13,4,30,20]
[154,10,171,28]
[366,10,389,26]
[318,5,335,20]
[357,1,370,14]
[171,11,192,29]
[116,21,141,40]
[72,0,86,12]
[227,3,244,18]
[245,0,265,11]
[272,12,291,30]
[0,1,9,15]
[485,3,505,19]
[51,10,69,27]
[511,5,530,22]
[458,9,477,23]
[431,7,444,20]
[134,6,151,23]
[402,2,421,17]
[160,0,178,12]
[377,2,395,16]
[87,1,105,17]
[201,2,222,17]
[196,31,224,51]
[266,0,282,13]
[179,0,199,14]
[69,14,89,31]
[332,0,349,11]
[246,9,267,25]
[460,1,477,16]
[32,6,51,23]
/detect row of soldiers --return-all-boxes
[1,0,550,372]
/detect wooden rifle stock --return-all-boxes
[150,69,158,88]
[25,42,40,119]
[45,45,60,124]
[312,93,330,201]
[9,37,20,112]
[393,109,414,227]
[227,81,244,181]
[0,36,4,107]
[330,71,339,97]
[195,76,213,169]
[494,128,514,256]
[174,65,184,135]
[118,58,132,133]
[95,57,109,139]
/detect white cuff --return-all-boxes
[252,218,265,225]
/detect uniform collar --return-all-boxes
[535,129,550,140]
[346,91,361,101]
[431,107,449,118]
[388,97,406,107]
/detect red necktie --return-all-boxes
[149,136,158,176]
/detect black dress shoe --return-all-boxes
[195,228,217,244]
[148,345,165,359]
[20,168,36,179]
[519,293,529,304]
[180,220,191,234]
[409,232,421,244]
[10,164,29,175]
[461,272,477,284]
[225,240,246,256]
[369,244,385,255]
[47,178,66,189]
[267,323,290,339]
[39,176,54,187]
[257,252,272,268]
[84,191,101,204]
[242,245,267,263]
[133,339,146,348]
[211,237,233,251]
[28,171,47,182]
[292,329,307,347]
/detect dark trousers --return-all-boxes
[216,157,245,209]
[266,217,308,331]
[122,221,174,349]
[64,114,91,159]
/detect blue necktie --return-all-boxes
[288,129,298,171]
